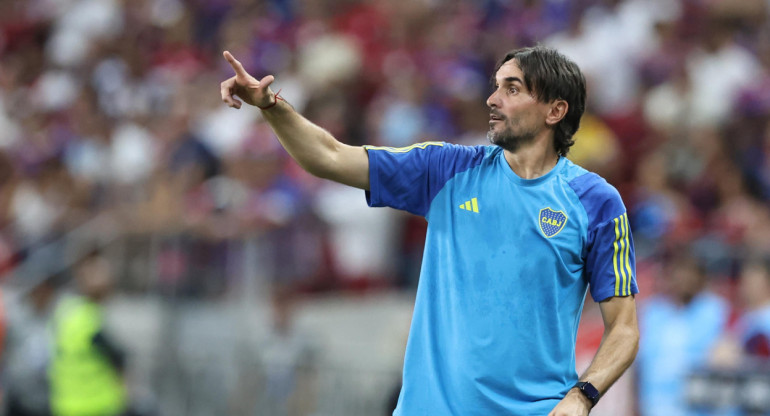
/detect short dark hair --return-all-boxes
[494,46,587,156]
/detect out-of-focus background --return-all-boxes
[1,0,770,415]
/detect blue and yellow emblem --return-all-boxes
[539,208,568,238]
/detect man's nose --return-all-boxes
[486,90,499,109]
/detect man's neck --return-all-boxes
[503,136,560,180]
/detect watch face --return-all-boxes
[582,382,600,399]
[576,381,600,404]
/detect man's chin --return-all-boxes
[487,131,506,147]
[488,130,533,153]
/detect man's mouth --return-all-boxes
[489,113,503,122]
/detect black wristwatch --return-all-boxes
[573,381,601,407]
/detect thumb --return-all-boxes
[257,75,275,90]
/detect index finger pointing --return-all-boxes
[223,51,248,76]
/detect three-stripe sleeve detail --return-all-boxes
[622,214,633,296]
[612,217,622,297]
[612,213,633,296]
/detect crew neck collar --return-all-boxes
[497,149,565,186]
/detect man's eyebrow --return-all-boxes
[491,76,524,87]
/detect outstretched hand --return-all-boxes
[220,51,275,109]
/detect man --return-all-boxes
[49,250,127,416]
[636,249,728,416]
[2,276,59,416]
[220,46,639,416]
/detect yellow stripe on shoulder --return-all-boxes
[364,141,444,153]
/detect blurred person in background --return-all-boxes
[1,275,60,416]
[233,286,317,416]
[49,250,127,416]
[712,254,770,366]
[735,255,770,361]
[635,248,730,416]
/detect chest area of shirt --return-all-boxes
[431,170,586,256]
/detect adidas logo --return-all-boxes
[459,197,479,213]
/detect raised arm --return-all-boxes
[549,295,639,416]
[220,51,370,190]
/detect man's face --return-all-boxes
[486,60,550,152]
[668,262,703,302]
[76,257,114,300]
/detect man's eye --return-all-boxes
[509,87,518,94]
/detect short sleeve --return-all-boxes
[585,212,638,301]
[364,142,485,217]
[568,172,639,302]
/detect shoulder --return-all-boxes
[364,141,447,154]
[365,141,489,170]
[54,294,89,317]
[438,142,492,165]
[364,141,488,157]
[562,159,625,229]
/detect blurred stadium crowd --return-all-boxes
[2,0,770,415]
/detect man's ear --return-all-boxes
[546,100,568,126]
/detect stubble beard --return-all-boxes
[487,120,536,153]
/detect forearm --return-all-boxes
[578,314,639,394]
[551,321,638,416]
[260,99,336,175]
[260,99,368,189]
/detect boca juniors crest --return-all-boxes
[539,207,568,238]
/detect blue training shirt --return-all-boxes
[364,142,639,416]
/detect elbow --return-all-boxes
[305,143,347,182]
[303,163,327,179]
[306,161,336,181]
[624,324,641,365]
[292,153,333,180]
[630,326,640,361]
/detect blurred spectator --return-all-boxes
[702,254,770,414]
[567,112,620,179]
[9,159,74,249]
[734,255,770,361]
[234,287,317,416]
[49,250,127,416]
[314,181,401,287]
[686,15,763,128]
[636,249,730,416]
[630,150,694,257]
[1,276,59,416]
